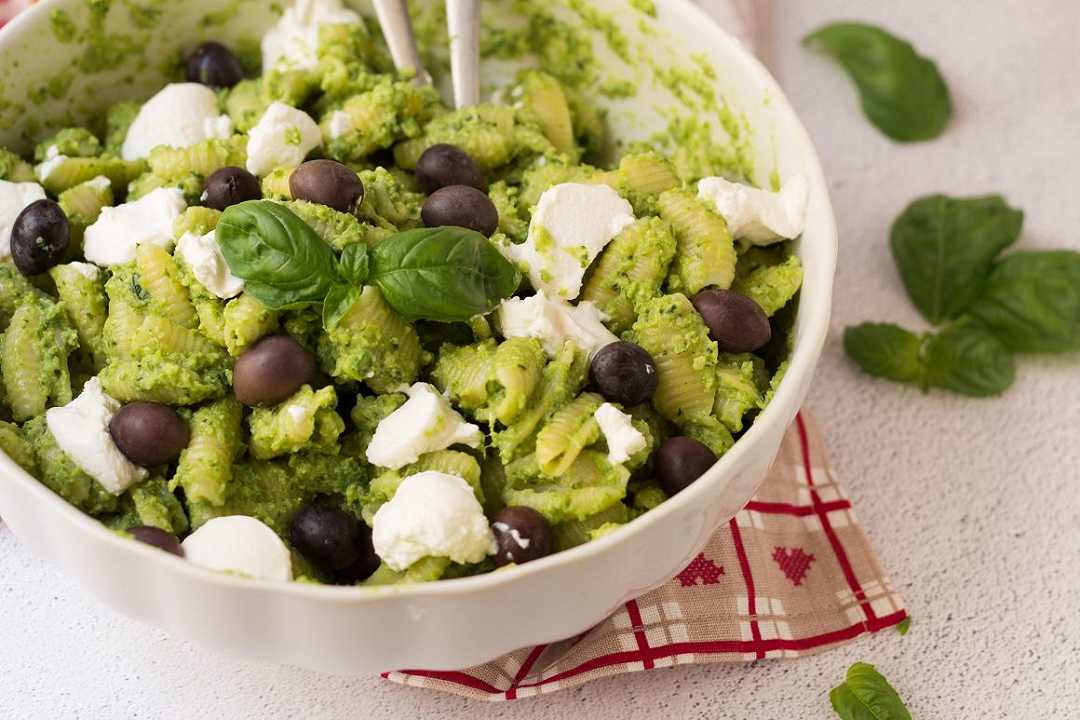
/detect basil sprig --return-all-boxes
[217,200,521,326]
[830,662,912,720]
[891,195,1023,324]
[804,22,951,142]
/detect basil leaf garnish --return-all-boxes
[337,243,370,285]
[923,322,1015,397]
[322,284,361,331]
[217,200,342,309]
[369,227,521,323]
[830,663,912,720]
[970,251,1080,353]
[891,194,1023,324]
[804,22,951,142]
[843,323,927,385]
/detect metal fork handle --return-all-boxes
[371,0,430,85]
[446,0,481,108]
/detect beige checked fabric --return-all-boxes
[385,413,907,700]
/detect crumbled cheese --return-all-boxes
[365,383,483,469]
[492,522,530,550]
[697,175,809,246]
[84,175,111,191]
[0,179,46,260]
[83,188,187,266]
[182,516,293,582]
[497,290,618,358]
[326,110,353,140]
[372,471,496,571]
[176,230,245,299]
[45,378,148,495]
[503,183,635,300]
[34,155,68,183]
[68,261,101,280]
[245,102,322,176]
[260,0,362,73]
[121,83,233,161]
[594,403,647,464]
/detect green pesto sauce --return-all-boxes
[598,78,637,99]
[49,10,79,43]
[562,0,631,63]
[628,0,657,16]
[198,0,249,28]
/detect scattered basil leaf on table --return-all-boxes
[969,251,1080,353]
[803,22,951,142]
[369,227,521,323]
[923,322,1015,397]
[830,662,912,720]
[843,323,927,384]
[896,616,912,636]
[217,201,520,324]
[217,200,342,309]
[891,195,1023,324]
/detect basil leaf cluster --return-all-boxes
[830,662,912,720]
[804,22,951,142]
[216,201,521,327]
[845,192,1080,397]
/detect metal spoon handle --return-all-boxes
[371,0,430,85]
[446,0,481,108]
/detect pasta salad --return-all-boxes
[0,0,807,585]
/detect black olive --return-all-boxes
[655,437,717,496]
[415,144,485,194]
[10,199,69,276]
[232,335,316,407]
[201,166,261,211]
[589,341,659,406]
[491,506,553,567]
[289,159,365,213]
[290,505,371,575]
[129,526,184,557]
[109,402,189,467]
[187,41,244,88]
[691,289,772,353]
[421,185,499,236]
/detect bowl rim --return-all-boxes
[0,0,837,603]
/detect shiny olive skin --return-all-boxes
[11,199,69,276]
[421,185,499,236]
[129,526,184,557]
[589,341,659,406]
[415,144,485,194]
[201,166,262,211]
[290,505,370,574]
[655,437,717,496]
[232,335,315,407]
[491,506,553,567]
[109,402,190,467]
[186,41,244,88]
[690,289,772,353]
[289,159,365,212]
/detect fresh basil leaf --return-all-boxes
[896,616,911,636]
[217,200,343,309]
[337,243,370,285]
[370,227,521,323]
[891,194,1023,324]
[323,284,361,330]
[924,322,1014,397]
[970,251,1080,353]
[843,323,927,384]
[804,22,951,142]
[830,662,912,720]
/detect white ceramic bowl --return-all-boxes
[0,0,836,674]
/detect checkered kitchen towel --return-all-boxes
[386,413,907,700]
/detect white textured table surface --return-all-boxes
[3,1,1079,717]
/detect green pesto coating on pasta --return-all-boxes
[0,420,37,473]
[319,285,425,393]
[615,151,681,215]
[431,339,497,414]
[714,353,767,433]
[225,79,269,133]
[284,199,364,250]
[173,206,222,240]
[127,477,189,534]
[50,263,109,372]
[514,70,577,157]
[136,243,198,329]
[535,392,603,477]
[354,166,424,231]
[40,156,143,196]
[488,181,529,243]
[502,449,630,524]
[249,385,344,460]
[1,295,78,421]
[172,397,242,507]
[393,104,519,172]
[362,556,451,586]
[322,79,439,163]
[34,127,101,161]
[658,188,737,294]
[732,253,803,316]
[58,175,114,227]
[627,293,718,427]
[223,293,278,356]
[0,147,35,182]
[147,136,247,183]
[552,502,630,551]
[24,415,118,515]
[581,216,677,333]
[103,101,140,154]
[0,264,39,329]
